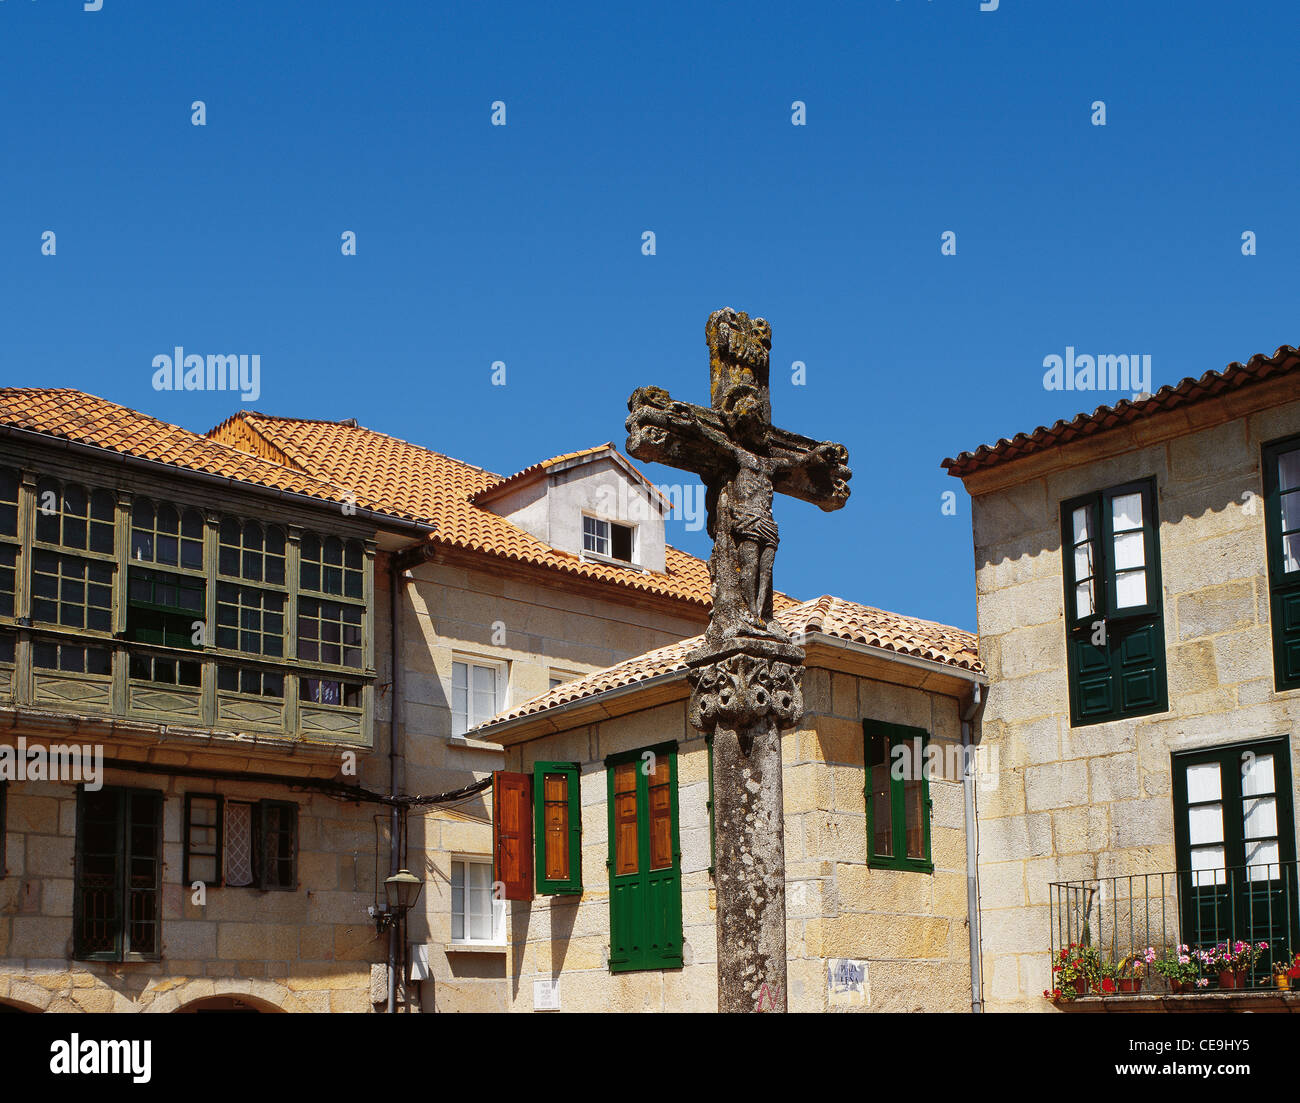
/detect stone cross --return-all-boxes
[626,308,851,1012]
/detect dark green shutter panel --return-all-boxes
[1275,590,1300,686]
[607,744,682,973]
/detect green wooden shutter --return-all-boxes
[1063,479,1167,726]
[533,762,581,895]
[1263,436,1300,690]
[863,720,933,872]
[607,742,681,973]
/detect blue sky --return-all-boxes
[3,1,1296,631]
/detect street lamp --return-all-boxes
[376,869,423,932]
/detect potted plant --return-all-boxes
[1203,940,1268,988]
[1117,947,1155,993]
[1273,957,1291,991]
[1093,957,1117,995]
[1153,945,1200,994]
[1289,952,1300,985]
[1053,943,1099,999]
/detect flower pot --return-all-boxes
[1275,975,1291,991]
[1073,978,1088,996]
[1117,978,1142,993]
[1169,979,1189,994]
[1218,970,1242,989]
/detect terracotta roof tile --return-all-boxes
[0,389,425,524]
[942,345,1300,478]
[208,412,732,608]
[473,595,983,731]
[471,443,669,507]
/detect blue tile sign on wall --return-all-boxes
[827,959,870,1007]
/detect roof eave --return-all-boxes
[0,424,436,536]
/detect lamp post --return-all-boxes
[376,869,423,1012]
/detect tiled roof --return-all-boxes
[942,345,1300,478]
[208,412,727,607]
[0,389,427,525]
[471,443,668,507]
[472,595,983,731]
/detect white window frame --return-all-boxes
[581,513,636,565]
[450,656,508,736]
[449,856,506,946]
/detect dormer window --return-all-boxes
[583,515,634,563]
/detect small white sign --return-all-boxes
[533,978,560,1012]
[827,958,869,1007]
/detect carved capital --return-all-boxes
[686,641,804,734]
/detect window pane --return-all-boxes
[1186,761,1221,803]
[1241,752,1275,797]
[1112,492,1143,531]
[1190,846,1226,886]
[223,802,254,887]
[1113,568,1147,608]
[1243,795,1277,841]
[1074,580,1094,619]
[1188,803,1223,846]
[451,862,465,941]
[904,778,925,859]
[1112,530,1145,571]
[1245,839,1281,881]
[1278,448,1300,494]
[871,762,892,856]
[1284,533,1299,575]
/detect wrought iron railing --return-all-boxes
[1048,860,1300,995]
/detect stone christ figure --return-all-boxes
[626,308,851,647]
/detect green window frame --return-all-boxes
[128,652,202,687]
[183,794,224,887]
[0,466,18,622]
[218,665,284,698]
[299,533,364,599]
[1171,738,1298,971]
[298,598,363,669]
[606,741,683,973]
[73,786,163,962]
[1263,434,1300,691]
[31,550,114,633]
[218,517,286,585]
[300,675,361,708]
[864,719,933,873]
[131,499,205,571]
[34,477,115,556]
[216,581,286,657]
[127,565,206,649]
[1061,478,1168,726]
[32,639,112,675]
[534,760,582,895]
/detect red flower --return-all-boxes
[1102,978,1116,993]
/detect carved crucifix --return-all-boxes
[626,308,851,1012]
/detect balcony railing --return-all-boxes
[1049,860,1300,995]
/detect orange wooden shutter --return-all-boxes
[493,771,533,900]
